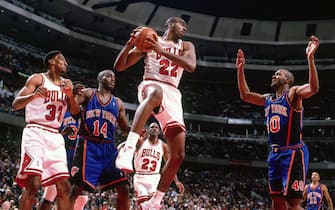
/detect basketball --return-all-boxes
[135,27,158,52]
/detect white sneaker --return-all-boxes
[140,200,162,210]
[116,146,135,173]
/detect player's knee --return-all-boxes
[26,178,41,196]
[116,183,129,198]
[55,179,71,198]
[147,86,163,105]
[70,184,83,201]
[170,151,185,164]
[165,127,185,162]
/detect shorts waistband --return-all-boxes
[81,135,113,144]
[271,142,305,152]
[307,204,323,207]
[135,172,160,176]
[143,78,177,88]
[26,123,59,133]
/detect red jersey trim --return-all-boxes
[144,78,177,88]
[26,122,59,133]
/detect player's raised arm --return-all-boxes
[322,184,334,210]
[294,35,320,99]
[236,49,266,106]
[113,27,146,71]
[62,79,80,115]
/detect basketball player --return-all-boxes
[236,35,320,210]
[69,70,130,210]
[121,122,185,207]
[303,171,333,210]
[39,82,88,210]
[114,16,196,209]
[12,50,80,210]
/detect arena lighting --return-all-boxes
[92,0,124,9]
[228,118,252,125]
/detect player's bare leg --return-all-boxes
[19,176,40,210]
[69,184,82,209]
[272,197,287,210]
[116,84,163,172]
[39,185,57,210]
[73,195,89,210]
[39,199,53,210]
[286,198,304,210]
[158,131,185,191]
[116,184,130,210]
[55,179,71,210]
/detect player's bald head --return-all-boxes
[97,69,115,82]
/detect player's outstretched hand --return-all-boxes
[236,49,245,71]
[306,35,319,58]
[61,79,74,97]
[127,26,143,47]
[176,181,185,194]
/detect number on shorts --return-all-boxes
[141,158,157,172]
[67,125,78,140]
[291,180,304,191]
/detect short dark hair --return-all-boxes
[72,81,83,86]
[44,50,62,67]
[165,17,187,28]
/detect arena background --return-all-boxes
[0,0,335,209]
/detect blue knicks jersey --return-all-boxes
[264,92,303,146]
[81,90,118,142]
[60,111,80,148]
[307,184,323,209]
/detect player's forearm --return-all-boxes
[328,200,333,210]
[307,56,319,94]
[113,45,134,71]
[237,69,251,100]
[120,124,130,136]
[67,96,80,115]
[12,94,35,111]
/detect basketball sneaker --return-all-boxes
[116,145,135,173]
[140,200,162,210]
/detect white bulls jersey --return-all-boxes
[134,139,164,175]
[144,37,184,88]
[25,73,68,129]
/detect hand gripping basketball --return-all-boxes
[135,26,158,52]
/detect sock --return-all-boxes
[74,195,89,210]
[150,190,165,204]
[125,131,140,149]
